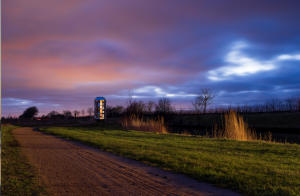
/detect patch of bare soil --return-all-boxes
[12,127,241,196]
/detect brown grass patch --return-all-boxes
[213,110,273,141]
[122,115,168,133]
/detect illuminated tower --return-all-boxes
[94,97,106,121]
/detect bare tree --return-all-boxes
[285,98,294,112]
[243,103,249,113]
[124,91,148,117]
[47,110,59,118]
[155,97,175,122]
[126,90,134,107]
[146,101,156,114]
[114,105,124,116]
[81,109,85,117]
[190,98,203,124]
[73,110,80,122]
[125,100,146,117]
[106,106,113,117]
[236,104,241,113]
[196,89,216,115]
[107,105,124,117]
[87,107,93,117]
[155,97,174,114]
[63,110,72,117]
[268,99,276,112]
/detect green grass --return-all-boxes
[1,126,49,196]
[39,124,300,196]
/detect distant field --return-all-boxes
[172,112,300,128]
[40,124,300,196]
[1,126,48,196]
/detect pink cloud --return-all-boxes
[2,0,300,117]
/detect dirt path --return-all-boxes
[12,127,241,196]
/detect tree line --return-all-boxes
[209,97,300,114]
[2,89,300,121]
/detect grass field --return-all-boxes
[40,124,300,196]
[1,126,49,196]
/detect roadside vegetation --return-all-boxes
[40,125,300,196]
[212,110,258,141]
[123,110,271,142]
[122,115,168,133]
[1,125,49,196]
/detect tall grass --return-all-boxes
[122,115,168,133]
[213,110,272,141]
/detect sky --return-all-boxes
[2,0,300,117]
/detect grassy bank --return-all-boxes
[40,125,300,196]
[1,126,49,196]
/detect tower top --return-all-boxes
[95,97,106,101]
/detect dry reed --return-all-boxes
[213,110,258,141]
[122,115,168,133]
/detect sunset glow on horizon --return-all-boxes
[2,0,300,117]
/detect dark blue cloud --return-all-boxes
[2,0,300,116]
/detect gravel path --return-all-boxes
[12,127,241,196]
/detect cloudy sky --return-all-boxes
[2,0,300,117]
